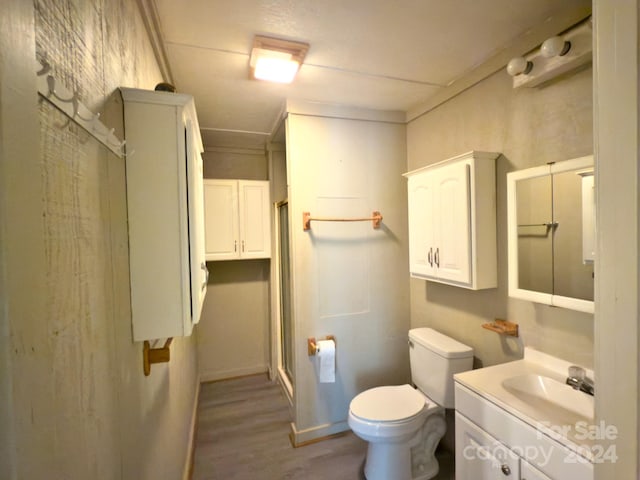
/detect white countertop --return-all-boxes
[454,347,596,458]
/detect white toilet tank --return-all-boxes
[408,328,473,408]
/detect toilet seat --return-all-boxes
[350,384,428,423]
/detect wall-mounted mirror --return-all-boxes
[507,155,594,313]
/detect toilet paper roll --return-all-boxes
[316,339,336,383]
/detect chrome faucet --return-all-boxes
[566,365,594,396]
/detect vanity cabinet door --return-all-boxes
[456,412,520,480]
[521,460,552,480]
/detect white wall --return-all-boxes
[198,260,270,381]
[0,1,198,478]
[286,106,410,443]
[407,65,594,369]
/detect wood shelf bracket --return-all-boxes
[482,319,519,337]
[143,337,173,376]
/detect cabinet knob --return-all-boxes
[500,464,511,476]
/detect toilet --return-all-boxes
[348,328,473,480]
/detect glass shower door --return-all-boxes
[278,202,294,387]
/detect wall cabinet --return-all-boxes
[121,88,207,342]
[203,179,271,261]
[404,151,498,289]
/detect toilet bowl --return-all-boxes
[348,384,445,480]
[348,328,473,480]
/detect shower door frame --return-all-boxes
[274,200,294,399]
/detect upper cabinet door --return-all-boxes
[238,180,271,259]
[407,174,437,278]
[186,125,207,324]
[204,180,240,260]
[435,162,471,284]
[404,151,498,290]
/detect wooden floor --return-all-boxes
[192,374,455,480]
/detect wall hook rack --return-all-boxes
[35,58,127,158]
[143,338,173,376]
[302,211,383,231]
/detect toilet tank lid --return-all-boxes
[409,328,473,359]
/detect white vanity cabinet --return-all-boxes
[404,151,498,289]
[121,88,207,342]
[454,350,597,479]
[203,179,271,261]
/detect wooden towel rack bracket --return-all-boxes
[302,211,383,231]
[143,337,173,376]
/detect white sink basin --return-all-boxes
[502,373,594,422]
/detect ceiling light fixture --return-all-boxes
[249,35,309,84]
[506,57,533,77]
[540,36,571,58]
[506,17,592,88]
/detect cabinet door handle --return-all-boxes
[427,248,433,267]
[201,262,209,291]
[234,240,237,252]
[434,247,440,268]
[500,464,511,476]
[242,240,245,252]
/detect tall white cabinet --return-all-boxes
[404,151,498,290]
[203,179,271,261]
[121,88,207,341]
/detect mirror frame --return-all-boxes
[507,155,594,314]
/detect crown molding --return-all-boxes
[136,0,174,84]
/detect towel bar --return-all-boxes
[303,211,382,231]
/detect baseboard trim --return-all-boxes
[183,377,200,480]
[289,420,350,447]
[199,365,268,383]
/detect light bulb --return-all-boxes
[540,36,571,57]
[506,57,533,76]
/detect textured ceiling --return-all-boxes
[152,0,591,149]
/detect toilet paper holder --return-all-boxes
[308,335,336,356]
